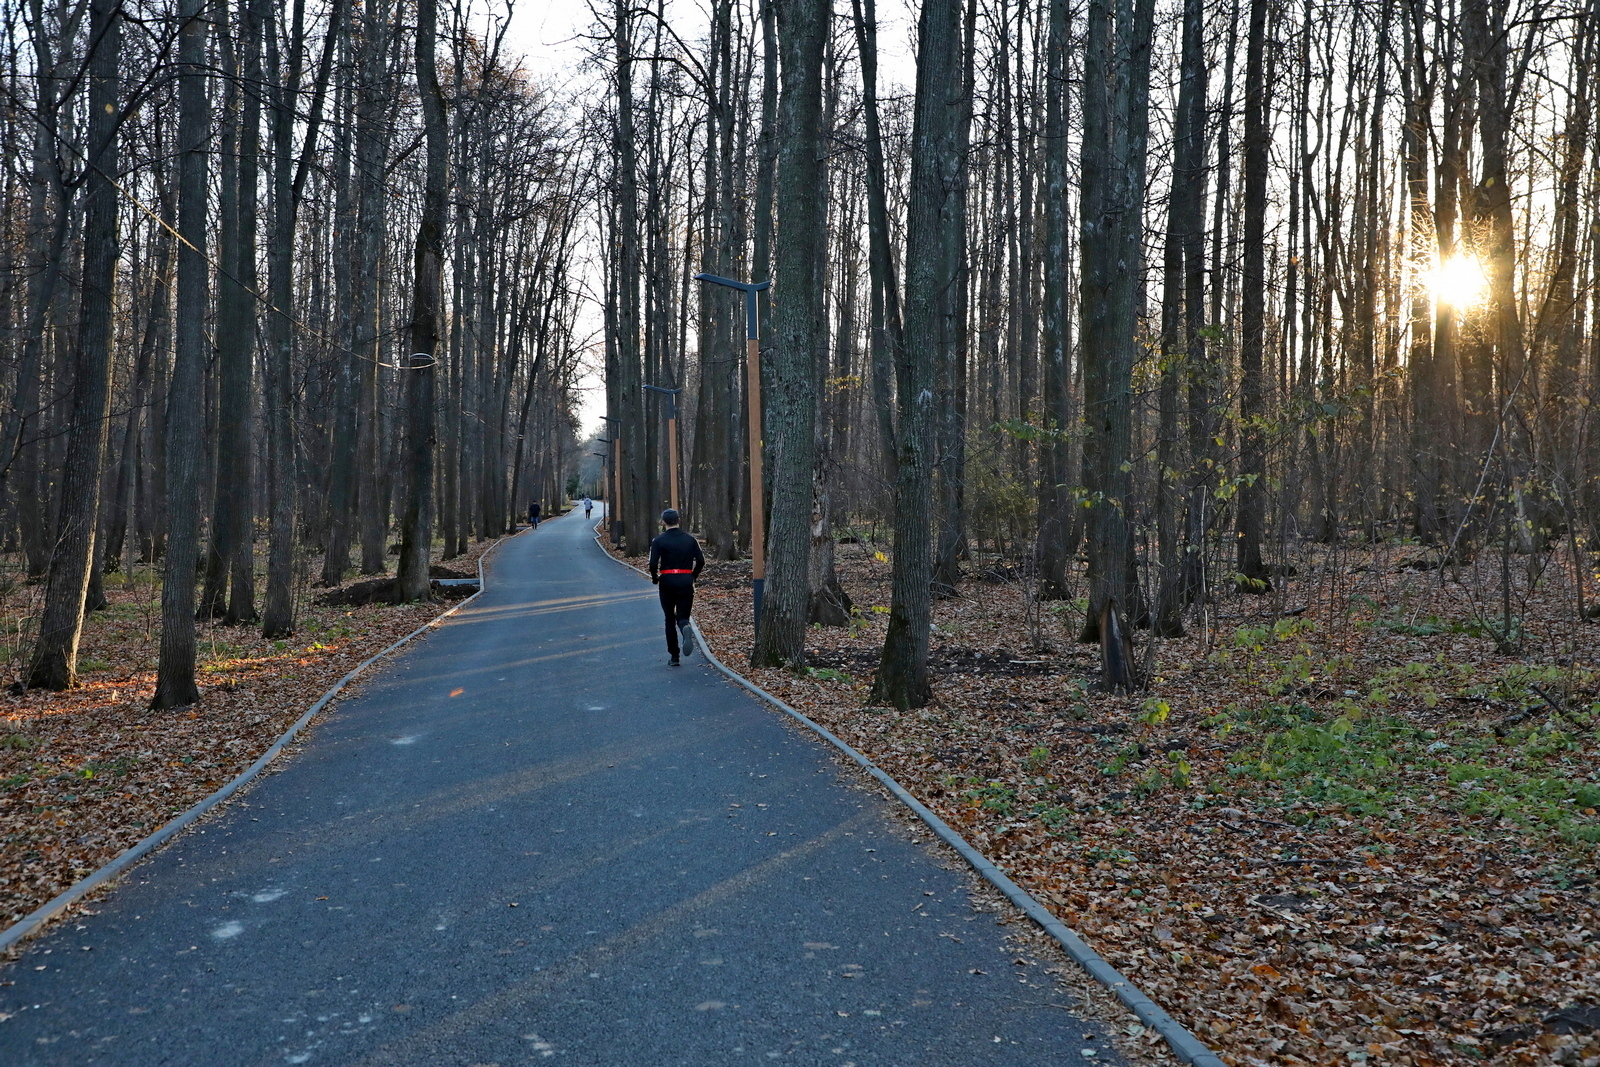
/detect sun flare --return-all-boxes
[1427,254,1487,309]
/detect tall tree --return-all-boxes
[395,0,448,601]
[1036,0,1075,600]
[261,0,342,634]
[1152,0,1211,632]
[1077,0,1155,644]
[152,0,211,709]
[871,0,970,709]
[1235,0,1273,588]
[751,0,827,669]
[850,0,903,481]
[28,0,120,690]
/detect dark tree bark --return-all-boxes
[1234,0,1272,589]
[200,0,260,622]
[152,0,210,709]
[932,4,976,597]
[28,0,119,691]
[751,0,827,669]
[320,5,359,585]
[612,0,648,556]
[1077,0,1155,644]
[850,0,903,482]
[1036,0,1075,599]
[871,0,970,709]
[262,0,342,635]
[355,0,393,575]
[395,0,447,602]
[1153,0,1210,634]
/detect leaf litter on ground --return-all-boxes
[669,535,1600,1067]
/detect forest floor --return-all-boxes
[0,527,512,944]
[657,531,1600,1067]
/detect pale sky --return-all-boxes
[490,0,918,438]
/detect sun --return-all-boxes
[1427,254,1488,309]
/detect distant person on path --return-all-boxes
[648,508,704,667]
[527,501,541,529]
[583,496,593,520]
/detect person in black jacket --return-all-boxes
[648,509,704,667]
[527,501,541,529]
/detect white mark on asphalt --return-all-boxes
[390,736,420,746]
[586,705,606,712]
[695,1001,726,1011]
[252,889,287,903]
[212,922,245,940]
[285,1055,311,1064]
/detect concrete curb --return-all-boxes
[591,526,1224,1067]
[0,536,509,956]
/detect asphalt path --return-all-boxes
[0,511,1117,1066]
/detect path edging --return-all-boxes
[0,535,510,955]
[592,526,1223,1067]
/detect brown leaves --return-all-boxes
[693,543,1600,1066]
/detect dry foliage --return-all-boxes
[0,534,502,934]
[691,539,1599,1067]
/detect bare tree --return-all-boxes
[28,0,120,690]
[152,0,210,709]
[871,0,970,709]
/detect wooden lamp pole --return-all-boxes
[643,384,682,513]
[694,273,771,637]
[601,415,621,545]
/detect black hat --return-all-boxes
[661,508,680,526]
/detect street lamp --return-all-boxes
[643,383,682,514]
[695,272,770,637]
[592,434,617,545]
[601,415,621,546]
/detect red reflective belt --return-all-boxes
[660,569,694,574]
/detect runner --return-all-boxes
[648,509,704,667]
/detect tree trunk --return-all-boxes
[261,0,342,634]
[1153,0,1208,634]
[1077,0,1155,644]
[751,0,827,668]
[871,0,969,709]
[395,0,446,602]
[1036,0,1075,599]
[28,0,119,691]
[321,7,359,585]
[152,0,210,709]
[1234,0,1272,589]
[355,0,391,574]
[851,0,903,483]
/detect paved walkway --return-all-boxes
[0,512,1115,1065]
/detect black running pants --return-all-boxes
[658,579,694,655]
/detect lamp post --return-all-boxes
[643,384,682,514]
[601,415,621,546]
[588,449,607,501]
[695,272,770,637]
[592,435,616,545]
